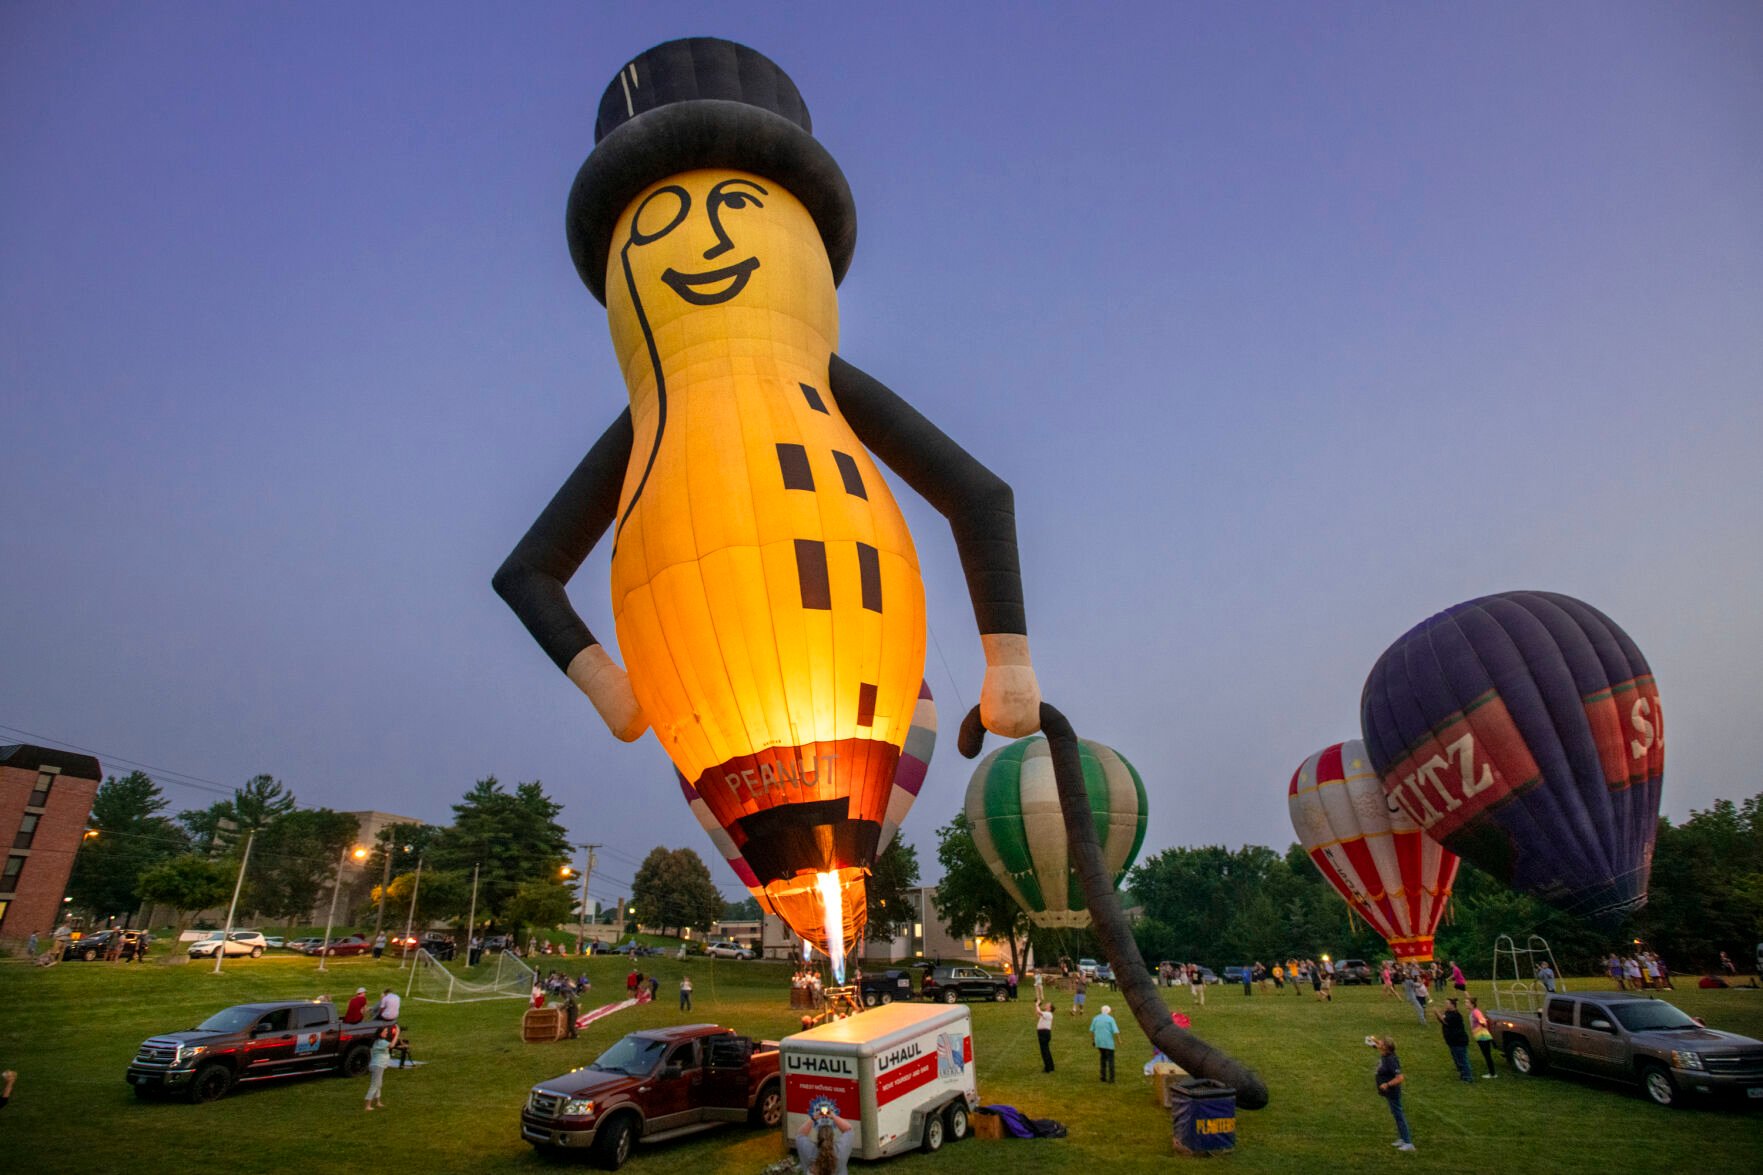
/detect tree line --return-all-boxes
[925,789,1763,978]
[67,771,585,941]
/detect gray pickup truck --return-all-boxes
[1492,992,1763,1107]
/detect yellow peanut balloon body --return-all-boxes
[604,169,927,941]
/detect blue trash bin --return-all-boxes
[1170,1078,1236,1155]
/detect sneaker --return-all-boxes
[1397,1143,1417,1152]
[1391,1141,1405,1148]
[1482,1073,1496,1079]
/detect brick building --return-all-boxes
[0,744,102,940]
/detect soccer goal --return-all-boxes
[406,947,536,1003]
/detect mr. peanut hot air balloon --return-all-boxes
[967,736,1147,928]
[1359,591,1663,926]
[1288,740,1459,962]
[494,38,1044,974]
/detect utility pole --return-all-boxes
[213,829,255,975]
[574,844,600,957]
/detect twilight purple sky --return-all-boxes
[4,2,1760,905]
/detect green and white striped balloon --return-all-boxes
[965,736,1148,929]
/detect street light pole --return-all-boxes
[373,842,393,938]
[575,843,599,956]
[318,844,365,973]
[398,853,424,969]
[213,829,256,976]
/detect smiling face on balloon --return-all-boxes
[606,169,838,375]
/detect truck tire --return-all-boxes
[880,993,893,1005]
[592,1113,637,1170]
[750,1080,782,1128]
[250,946,263,958]
[864,992,878,1007]
[922,1110,947,1152]
[1505,1039,1543,1075]
[992,987,1008,1002]
[942,989,959,1005]
[341,1044,372,1077]
[1640,1062,1678,1108]
[945,1101,970,1141]
[188,1063,233,1104]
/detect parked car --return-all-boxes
[859,968,915,1006]
[704,940,757,960]
[1094,962,1115,984]
[520,1025,781,1168]
[420,932,456,960]
[484,934,512,952]
[62,929,151,961]
[188,931,269,959]
[920,964,1010,1004]
[127,999,389,1102]
[1222,966,1250,984]
[1333,958,1374,984]
[1076,957,1101,978]
[261,936,285,949]
[313,934,373,957]
[1492,992,1763,1107]
[1196,966,1220,985]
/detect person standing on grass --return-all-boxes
[364,1027,393,1110]
[373,931,386,960]
[1468,996,1497,1078]
[564,988,579,1039]
[1188,963,1205,1006]
[680,974,693,1011]
[1036,1000,1056,1073]
[1374,1037,1415,1152]
[1436,997,1474,1083]
[1072,972,1088,1017]
[1089,1004,1120,1083]
[1449,960,1467,994]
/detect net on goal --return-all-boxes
[406,947,536,1003]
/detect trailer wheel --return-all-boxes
[922,1110,947,1152]
[880,993,893,1005]
[945,1101,970,1141]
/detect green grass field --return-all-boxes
[1,951,1758,1173]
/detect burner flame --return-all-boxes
[817,870,846,984]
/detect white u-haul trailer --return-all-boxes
[781,1002,979,1157]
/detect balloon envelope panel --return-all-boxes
[966,736,1147,929]
[1288,740,1458,962]
[1360,591,1663,926]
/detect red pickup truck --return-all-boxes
[126,1000,388,1102]
[521,1024,781,1169]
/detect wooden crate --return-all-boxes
[1151,1063,1190,1107]
[972,1111,1004,1140]
[522,1006,565,1043]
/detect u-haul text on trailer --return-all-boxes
[781,1002,979,1158]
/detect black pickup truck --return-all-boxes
[127,1000,389,1102]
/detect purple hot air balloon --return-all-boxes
[1360,591,1663,927]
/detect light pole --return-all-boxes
[317,844,367,973]
[372,841,395,939]
[398,850,423,969]
[213,829,256,976]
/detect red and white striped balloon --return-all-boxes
[1288,740,1459,963]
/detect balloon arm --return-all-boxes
[1039,702,1271,1110]
[493,409,634,673]
[828,355,1026,639]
